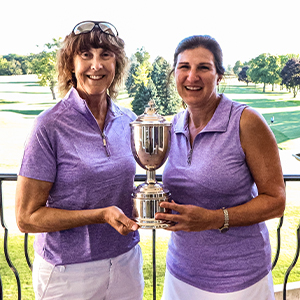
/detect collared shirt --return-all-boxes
[163,94,272,293]
[19,87,139,265]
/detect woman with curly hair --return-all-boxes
[15,21,144,300]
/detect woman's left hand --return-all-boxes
[103,206,140,235]
[155,201,222,232]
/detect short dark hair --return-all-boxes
[57,28,128,99]
[172,35,225,76]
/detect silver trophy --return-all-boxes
[130,100,173,229]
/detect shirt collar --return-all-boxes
[65,87,123,119]
[174,94,233,134]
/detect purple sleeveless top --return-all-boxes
[162,94,272,293]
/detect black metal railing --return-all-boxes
[1,173,300,300]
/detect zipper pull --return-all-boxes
[187,148,193,165]
[102,133,110,156]
[102,133,107,146]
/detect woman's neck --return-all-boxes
[188,94,221,129]
[79,90,108,131]
[188,94,221,145]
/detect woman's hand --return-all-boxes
[155,201,223,232]
[103,206,139,235]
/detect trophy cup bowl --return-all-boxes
[130,100,173,229]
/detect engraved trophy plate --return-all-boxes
[130,100,173,229]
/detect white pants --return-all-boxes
[32,245,144,300]
[161,268,275,300]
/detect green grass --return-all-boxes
[269,205,300,284]
[219,82,300,148]
[0,81,39,85]
[1,109,45,116]
[0,235,35,300]
[140,234,168,300]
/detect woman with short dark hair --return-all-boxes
[156,35,285,300]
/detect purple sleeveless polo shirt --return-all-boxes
[19,88,139,266]
[162,94,272,293]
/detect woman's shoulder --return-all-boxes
[112,102,137,121]
[38,100,66,120]
[240,106,267,131]
[33,99,70,133]
[37,89,78,124]
[219,94,266,133]
[221,94,247,110]
[172,109,186,124]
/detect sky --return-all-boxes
[1,0,299,68]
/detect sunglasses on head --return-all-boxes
[73,21,118,37]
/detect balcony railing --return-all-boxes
[1,173,300,300]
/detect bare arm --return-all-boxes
[15,175,138,235]
[156,107,286,232]
[227,107,286,225]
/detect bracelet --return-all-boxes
[219,207,229,233]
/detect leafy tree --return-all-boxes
[266,55,281,91]
[0,56,23,75]
[134,47,151,64]
[226,64,233,75]
[233,60,243,76]
[3,54,30,74]
[0,56,9,75]
[280,58,300,98]
[238,66,250,85]
[125,56,139,97]
[7,59,23,75]
[133,61,152,87]
[279,55,290,69]
[151,56,180,115]
[247,54,267,92]
[131,80,158,115]
[247,54,281,92]
[126,52,180,116]
[125,48,152,98]
[278,54,300,74]
[277,54,300,91]
[30,38,61,100]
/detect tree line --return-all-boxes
[0,42,181,116]
[125,47,181,116]
[0,39,61,100]
[1,39,299,114]
[233,53,300,97]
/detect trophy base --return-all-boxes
[133,182,173,229]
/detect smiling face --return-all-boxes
[73,47,116,100]
[175,46,222,108]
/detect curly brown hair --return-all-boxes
[57,28,128,99]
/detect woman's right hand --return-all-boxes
[102,206,139,235]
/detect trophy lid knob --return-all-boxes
[145,100,156,115]
[131,100,171,124]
